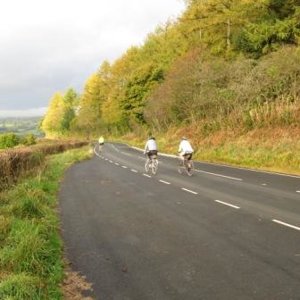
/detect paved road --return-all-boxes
[59,143,300,300]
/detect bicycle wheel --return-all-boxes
[186,160,194,176]
[178,158,184,174]
[145,159,150,173]
[151,159,158,175]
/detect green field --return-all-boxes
[0,117,43,136]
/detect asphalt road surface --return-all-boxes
[59,142,300,300]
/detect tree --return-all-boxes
[41,92,65,137]
[74,62,111,135]
[121,63,164,124]
[61,88,78,132]
[235,0,300,55]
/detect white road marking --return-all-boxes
[110,144,120,152]
[159,180,171,185]
[122,166,127,169]
[115,163,119,166]
[131,169,138,173]
[181,188,198,195]
[297,191,300,193]
[215,200,240,209]
[121,151,133,157]
[143,173,151,178]
[193,160,300,179]
[109,160,113,163]
[195,169,242,181]
[262,183,267,186]
[272,219,300,231]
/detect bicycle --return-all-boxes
[178,153,194,176]
[145,153,158,175]
[99,143,104,153]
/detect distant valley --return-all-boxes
[0,116,42,136]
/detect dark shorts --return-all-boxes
[147,150,158,158]
[183,153,192,160]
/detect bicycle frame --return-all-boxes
[145,154,158,174]
[178,154,194,176]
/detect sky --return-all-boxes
[0,0,185,117]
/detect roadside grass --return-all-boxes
[193,128,300,175]
[195,142,300,175]
[0,147,91,299]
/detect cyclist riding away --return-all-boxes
[144,136,158,159]
[98,136,104,152]
[178,137,194,162]
[144,136,158,174]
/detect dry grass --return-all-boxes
[193,127,300,175]
[62,262,94,300]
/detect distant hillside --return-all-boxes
[0,117,43,136]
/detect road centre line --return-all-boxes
[272,219,300,231]
[181,188,198,195]
[122,166,127,169]
[109,160,113,163]
[143,173,151,178]
[115,163,119,166]
[195,169,242,181]
[159,180,171,185]
[131,169,138,173]
[215,200,240,209]
[297,191,300,193]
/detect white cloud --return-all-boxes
[0,107,47,118]
[0,0,185,115]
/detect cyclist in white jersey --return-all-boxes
[144,137,158,158]
[178,137,194,161]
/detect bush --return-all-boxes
[21,134,36,146]
[0,133,20,149]
[146,45,300,131]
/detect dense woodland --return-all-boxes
[41,0,300,143]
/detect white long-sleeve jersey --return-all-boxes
[178,140,193,154]
[144,139,158,153]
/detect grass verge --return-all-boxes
[0,147,92,299]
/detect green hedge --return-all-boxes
[0,141,88,191]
